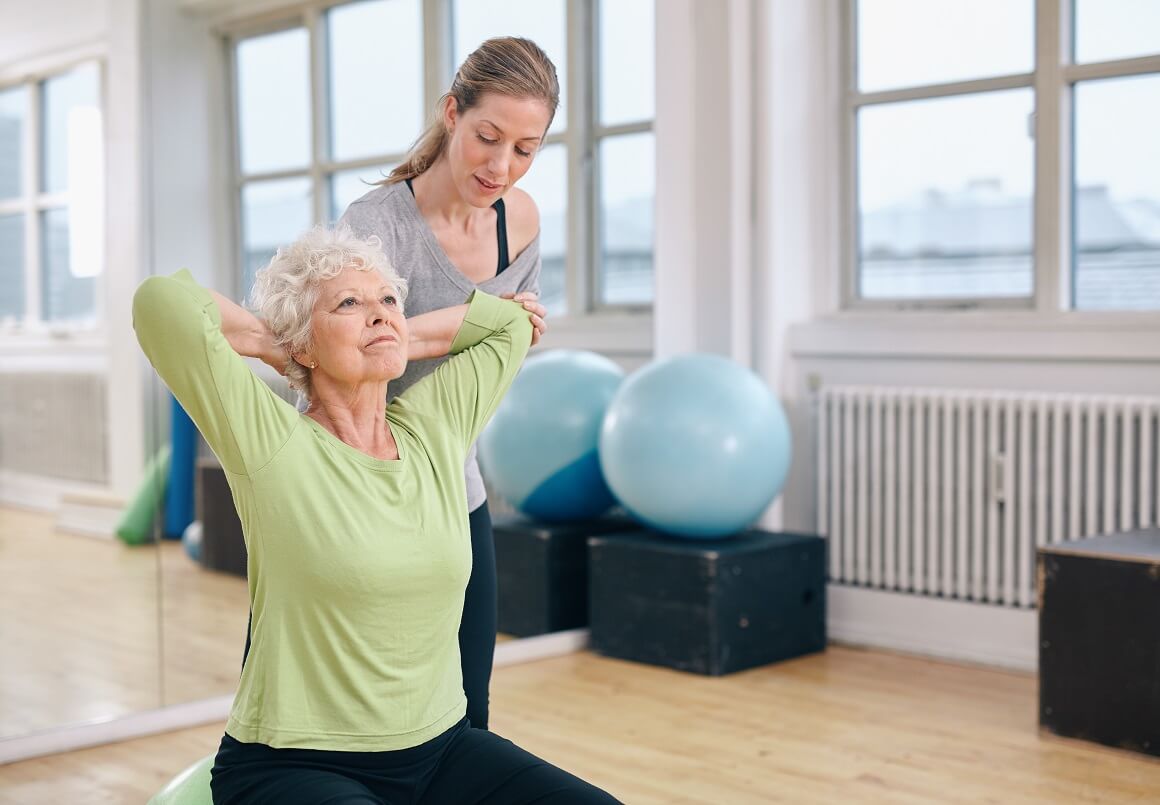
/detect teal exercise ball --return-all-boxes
[598,353,792,538]
[182,520,203,563]
[148,754,213,805]
[480,349,625,521]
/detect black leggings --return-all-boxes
[242,502,497,729]
[461,501,497,730]
[210,718,619,805]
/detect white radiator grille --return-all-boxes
[0,372,108,484]
[817,386,1160,608]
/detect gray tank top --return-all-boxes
[339,180,541,511]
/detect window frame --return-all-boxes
[0,56,106,336]
[841,0,1160,314]
[223,0,656,318]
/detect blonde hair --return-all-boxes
[386,37,559,184]
[250,224,408,402]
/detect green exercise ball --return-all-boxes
[149,754,213,805]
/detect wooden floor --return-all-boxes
[2,646,1158,803]
[3,505,1159,802]
[0,506,248,737]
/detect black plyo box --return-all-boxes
[197,459,247,578]
[588,529,827,675]
[1038,528,1160,757]
[493,515,640,637]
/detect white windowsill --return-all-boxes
[533,310,653,356]
[791,309,1160,363]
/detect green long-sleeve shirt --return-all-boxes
[133,270,531,750]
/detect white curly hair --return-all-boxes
[249,224,408,402]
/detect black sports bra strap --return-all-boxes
[494,198,509,275]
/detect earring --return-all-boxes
[310,362,317,370]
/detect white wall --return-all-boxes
[0,1,107,67]
[0,0,147,503]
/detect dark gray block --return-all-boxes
[588,529,827,675]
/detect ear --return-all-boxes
[442,95,458,134]
[292,352,316,371]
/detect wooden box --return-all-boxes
[197,459,247,578]
[588,529,826,675]
[1038,528,1160,757]
[493,515,640,637]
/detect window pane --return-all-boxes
[1075,0,1160,64]
[1073,74,1160,311]
[857,90,1033,300]
[598,0,654,126]
[453,0,567,134]
[41,208,96,322]
[0,214,24,322]
[857,0,1033,92]
[511,142,566,314]
[0,86,26,199]
[237,29,310,175]
[599,133,654,306]
[241,177,313,296]
[330,164,394,221]
[328,0,423,161]
[41,63,100,194]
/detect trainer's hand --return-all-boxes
[503,291,548,347]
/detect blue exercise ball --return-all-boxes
[480,350,625,521]
[182,520,203,563]
[598,353,792,538]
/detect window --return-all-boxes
[0,61,104,329]
[232,3,423,297]
[229,0,656,316]
[849,0,1160,311]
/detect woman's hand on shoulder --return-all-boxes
[504,187,540,256]
[501,291,547,347]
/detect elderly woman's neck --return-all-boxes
[304,384,397,460]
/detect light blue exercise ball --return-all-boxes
[148,754,213,805]
[480,350,625,521]
[182,520,203,563]
[598,353,792,538]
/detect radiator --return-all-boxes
[0,372,108,484]
[816,386,1159,609]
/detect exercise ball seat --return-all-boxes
[598,353,792,538]
[149,753,213,805]
[480,349,625,522]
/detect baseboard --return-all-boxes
[827,584,1039,672]
[0,695,234,766]
[56,492,126,539]
[0,471,111,515]
[494,628,589,667]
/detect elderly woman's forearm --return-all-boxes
[407,304,470,361]
[209,289,284,367]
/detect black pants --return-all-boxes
[460,501,497,730]
[210,717,619,805]
[242,502,498,730]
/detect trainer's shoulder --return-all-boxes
[341,182,408,224]
[504,186,540,256]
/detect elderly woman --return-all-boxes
[133,226,617,804]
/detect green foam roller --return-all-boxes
[148,754,213,805]
[115,445,171,546]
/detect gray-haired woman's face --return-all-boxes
[444,93,551,208]
[296,267,409,386]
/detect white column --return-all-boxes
[756,0,843,530]
[104,0,146,498]
[653,0,756,364]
